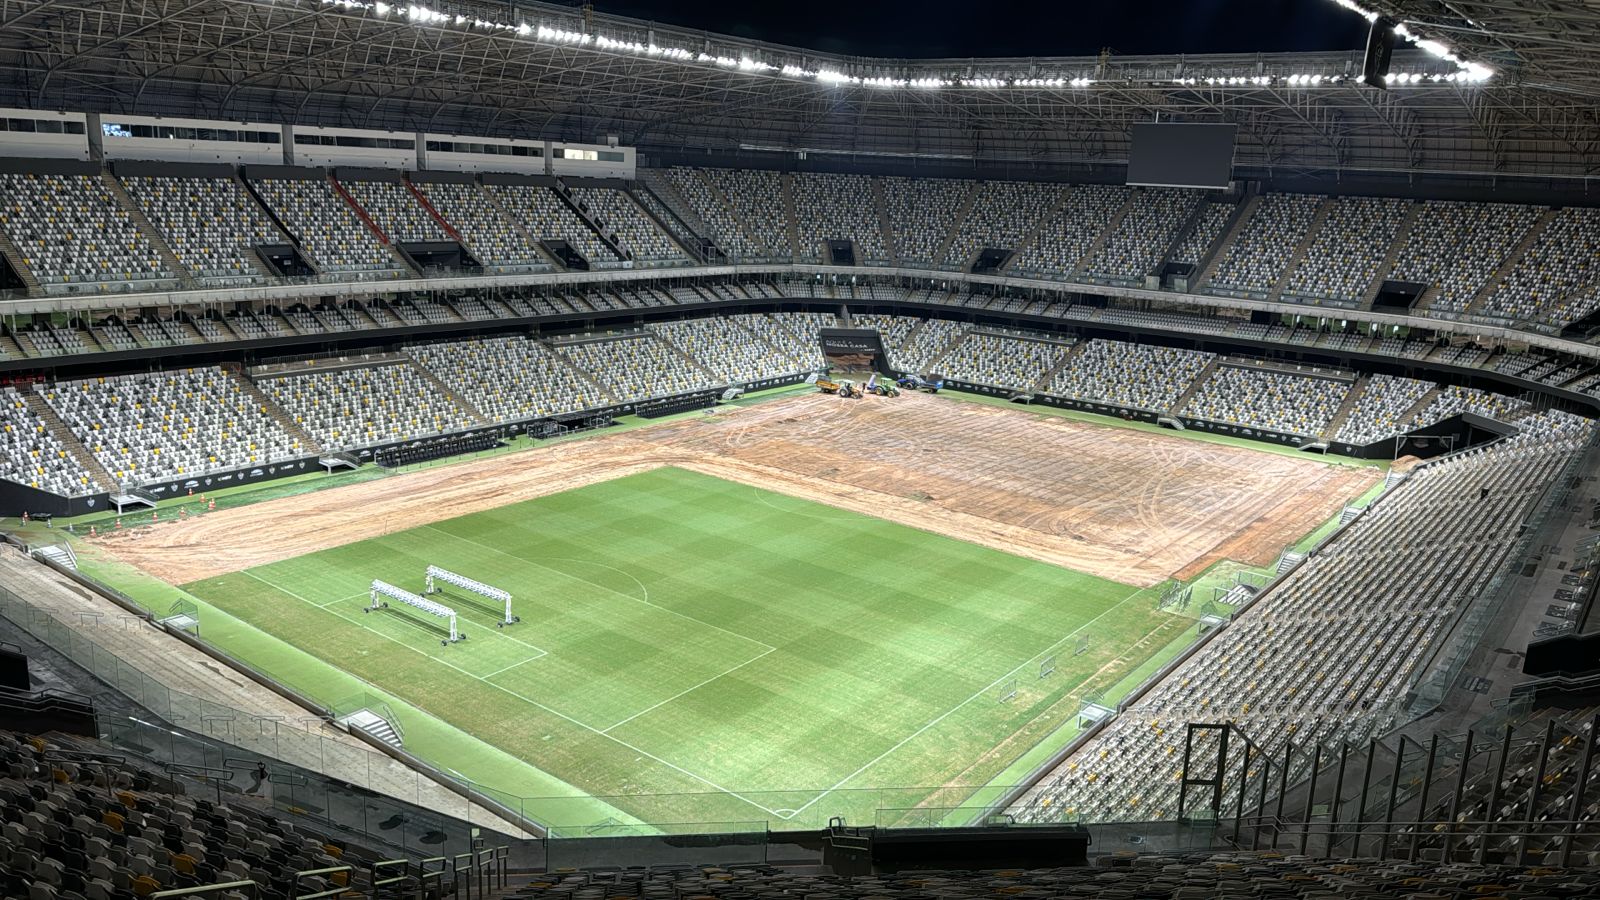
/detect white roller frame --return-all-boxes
[366,579,464,644]
[424,565,518,627]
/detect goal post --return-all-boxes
[367,579,465,645]
[423,565,517,627]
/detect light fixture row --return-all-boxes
[311,0,1491,90]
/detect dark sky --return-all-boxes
[585,1,1372,58]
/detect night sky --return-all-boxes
[585,1,1373,58]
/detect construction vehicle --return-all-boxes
[896,373,944,394]
[863,373,900,397]
[813,376,863,398]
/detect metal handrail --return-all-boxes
[417,856,448,900]
[370,858,412,898]
[152,880,262,899]
[450,853,475,900]
[294,864,355,900]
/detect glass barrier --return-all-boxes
[0,587,539,851]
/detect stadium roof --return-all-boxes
[0,0,1596,181]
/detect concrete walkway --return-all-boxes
[0,542,535,839]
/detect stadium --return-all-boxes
[0,0,1598,895]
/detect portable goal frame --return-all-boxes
[366,579,465,645]
[423,565,517,627]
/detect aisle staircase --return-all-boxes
[933,181,982,266]
[0,227,41,295]
[224,368,324,456]
[550,181,628,261]
[1072,191,1138,276]
[402,177,463,242]
[692,169,764,259]
[1158,195,1217,271]
[404,359,489,425]
[479,184,560,268]
[870,177,897,265]
[1031,339,1089,394]
[1320,375,1369,441]
[1362,200,1425,308]
[1002,187,1073,272]
[922,326,975,373]
[1398,386,1441,429]
[1465,207,1559,314]
[648,330,722,383]
[329,174,423,276]
[1169,358,1223,416]
[1271,197,1335,300]
[22,391,116,493]
[635,169,715,254]
[1195,194,1262,287]
[237,172,321,277]
[102,172,197,289]
[541,341,617,404]
[779,173,802,261]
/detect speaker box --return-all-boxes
[1361,16,1397,89]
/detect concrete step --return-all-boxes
[1466,207,1559,314]
[1003,187,1073,273]
[102,171,197,288]
[0,225,42,295]
[406,357,490,425]
[1170,357,1223,417]
[779,172,802,261]
[934,181,982,267]
[1271,196,1335,301]
[224,368,325,456]
[1363,200,1425,308]
[24,389,117,493]
[870,176,898,266]
[1321,374,1369,441]
[1196,195,1261,288]
[1071,190,1138,277]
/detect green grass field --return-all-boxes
[176,465,1184,832]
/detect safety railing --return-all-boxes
[150,880,262,899]
[293,864,354,899]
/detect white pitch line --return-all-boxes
[315,590,372,608]
[602,646,777,734]
[245,570,550,658]
[483,656,543,677]
[246,567,790,819]
[419,524,776,652]
[784,581,1153,820]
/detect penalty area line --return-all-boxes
[419,523,776,652]
[601,646,778,734]
[252,569,791,820]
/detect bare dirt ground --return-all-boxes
[99,392,1379,588]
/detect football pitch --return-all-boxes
[179,465,1182,831]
